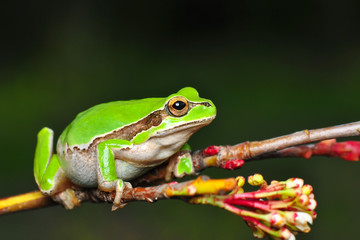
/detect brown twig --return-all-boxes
[135,121,360,184]
[246,121,360,158]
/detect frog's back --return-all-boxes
[59,97,165,147]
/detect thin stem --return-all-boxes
[0,191,55,215]
[248,121,360,158]
[0,177,237,215]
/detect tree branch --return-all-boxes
[135,121,360,185]
[1,121,359,240]
[0,176,237,215]
[246,121,360,158]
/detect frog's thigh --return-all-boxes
[96,139,132,191]
[34,127,64,194]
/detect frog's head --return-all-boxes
[164,87,216,126]
[132,87,216,146]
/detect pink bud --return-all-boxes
[293,212,312,232]
[298,194,309,205]
[280,228,295,240]
[286,178,304,189]
[221,159,245,170]
[269,212,286,228]
[203,145,221,155]
[307,199,317,210]
[302,184,313,195]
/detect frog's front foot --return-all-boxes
[111,180,133,211]
[165,150,194,180]
[53,188,81,210]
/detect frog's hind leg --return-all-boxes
[34,127,79,209]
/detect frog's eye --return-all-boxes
[167,96,189,117]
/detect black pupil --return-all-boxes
[173,101,186,110]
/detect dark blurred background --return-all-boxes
[1,1,360,239]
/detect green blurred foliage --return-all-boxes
[1,1,360,239]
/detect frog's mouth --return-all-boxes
[154,115,216,138]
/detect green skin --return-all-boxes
[34,87,216,207]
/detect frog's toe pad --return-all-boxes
[114,180,125,205]
[53,188,81,210]
[111,202,128,211]
[112,180,132,211]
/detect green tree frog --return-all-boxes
[33,87,216,209]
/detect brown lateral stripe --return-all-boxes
[68,109,166,153]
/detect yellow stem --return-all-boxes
[0,191,54,215]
